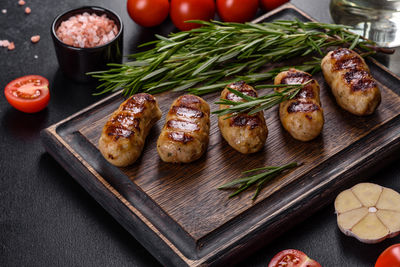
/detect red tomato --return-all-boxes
[217,0,259,23]
[4,75,50,113]
[170,0,215,31]
[261,0,289,11]
[127,0,170,27]
[375,244,400,267]
[268,249,321,267]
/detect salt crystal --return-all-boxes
[34,55,38,59]
[2,9,7,14]
[56,12,118,48]
[31,35,40,43]
[2,40,10,47]
[8,42,15,50]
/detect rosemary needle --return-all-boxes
[89,20,381,97]
[213,81,312,117]
[218,162,300,200]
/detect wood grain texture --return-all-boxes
[41,4,400,266]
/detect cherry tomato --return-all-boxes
[170,0,215,31]
[268,249,321,267]
[217,0,259,23]
[375,244,400,267]
[127,0,170,27]
[260,0,289,11]
[4,75,50,113]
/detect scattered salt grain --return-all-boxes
[31,35,40,43]
[2,9,7,14]
[0,40,10,47]
[56,12,118,48]
[8,42,15,50]
[34,55,38,59]
[25,7,30,14]
[18,0,26,6]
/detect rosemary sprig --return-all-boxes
[218,162,300,200]
[213,80,312,117]
[89,20,380,97]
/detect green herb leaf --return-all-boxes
[218,162,300,200]
[91,20,382,97]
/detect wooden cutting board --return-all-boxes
[41,4,400,266]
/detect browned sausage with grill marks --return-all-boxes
[99,93,162,167]
[274,69,324,141]
[157,95,210,163]
[218,81,268,154]
[321,48,381,116]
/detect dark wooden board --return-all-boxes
[41,4,400,266]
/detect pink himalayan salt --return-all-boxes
[25,7,31,14]
[0,40,10,47]
[18,0,26,6]
[56,12,118,48]
[8,42,15,50]
[31,35,40,43]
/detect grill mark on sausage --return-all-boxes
[226,89,257,101]
[105,115,140,139]
[225,81,258,101]
[122,93,155,113]
[110,114,140,130]
[170,105,204,118]
[296,84,315,99]
[230,114,261,129]
[334,56,363,71]
[178,95,201,106]
[167,119,199,131]
[132,93,155,103]
[106,126,134,140]
[222,81,257,103]
[168,132,194,144]
[287,101,320,113]
[279,71,315,99]
[343,69,377,92]
[122,99,145,113]
[344,69,369,83]
[331,48,352,59]
[352,78,377,92]
[281,71,312,85]
[231,81,246,87]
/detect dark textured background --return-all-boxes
[1,0,399,266]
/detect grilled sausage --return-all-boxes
[321,48,381,115]
[218,81,268,154]
[157,95,210,163]
[274,69,324,141]
[99,93,162,167]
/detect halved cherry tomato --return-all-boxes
[268,249,321,267]
[4,75,50,113]
[261,0,289,11]
[375,244,400,267]
[127,0,170,27]
[217,0,259,23]
[170,0,215,31]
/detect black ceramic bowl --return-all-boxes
[51,6,123,83]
